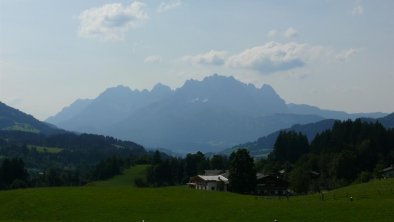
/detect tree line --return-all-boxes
[258,119,394,193]
[0,130,148,190]
[0,158,28,189]
[145,119,394,195]
[145,151,230,187]
[144,149,257,194]
[0,155,149,190]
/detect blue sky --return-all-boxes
[1,0,393,120]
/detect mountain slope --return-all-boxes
[46,99,92,125]
[0,102,63,135]
[0,102,147,170]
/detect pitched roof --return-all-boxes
[382,165,394,173]
[197,175,229,183]
[204,170,225,175]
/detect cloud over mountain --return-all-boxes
[267,29,278,38]
[182,50,228,66]
[157,0,182,13]
[144,55,162,63]
[180,41,358,75]
[352,4,364,16]
[284,27,298,38]
[78,1,148,41]
[336,48,359,61]
[226,41,306,73]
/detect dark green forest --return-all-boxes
[0,130,147,189]
[145,119,394,194]
[259,119,394,193]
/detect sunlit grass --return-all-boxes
[88,164,149,187]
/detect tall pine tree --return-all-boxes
[229,149,257,194]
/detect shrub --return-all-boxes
[134,178,148,187]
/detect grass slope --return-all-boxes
[3,123,39,134]
[0,179,393,221]
[89,164,149,187]
[27,145,64,154]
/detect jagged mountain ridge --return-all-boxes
[48,84,173,134]
[47,74,387,153]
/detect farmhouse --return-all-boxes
[188,170,289,195]
[188,175,229,191]
[256,174,289,196]
[381,164,394,178]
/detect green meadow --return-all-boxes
[0,165,393,221]
[27,145,64,154]
[3,123,39,134]
[88,164,149,187]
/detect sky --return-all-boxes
[1,0,394,120]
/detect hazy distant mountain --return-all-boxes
[47,84,173,134]
[287,103,386,120]
[46,99,92,125]
[359,113,394,129]
[378,113,394,128]
[47,74,387,153]
[0,102,63,135]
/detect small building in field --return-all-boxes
[381,165,394,178]
[256,174,289,196]
[187,174,229,191]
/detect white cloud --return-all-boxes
[284,27,298,38]
[267,29,278,38]
[157,0,182,13]
[352,4,364,16]
[226,41,307,74]
[78,1,148,41]
[336,48,359,61]
[182,50,228,66]
[181,41,356,74]
[144,55,162,63]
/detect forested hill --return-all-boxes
[258,119,394,192]
[0,102,64,135]
[0,102,147,170]
[226,112,394,157]
[0,130,147,169]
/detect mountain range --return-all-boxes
[46,74,387,153]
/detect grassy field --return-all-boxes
[88,164,149,187]
[3,123,39,134]
[27,145,63,154]
[0,166,393,221]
